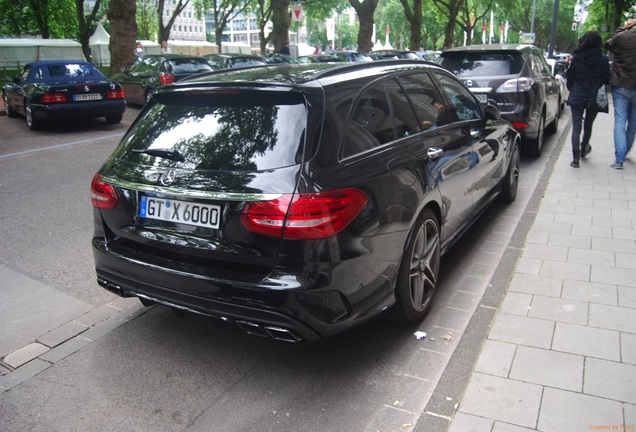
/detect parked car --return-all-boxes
[3,60,126,131]
[413,50,440,62]
[332,51,374,62]
[439,44,560,157]
[111,54,213,106]
[297,54,342,63]
[204,53,267,70]
[546,58,569,110]
[91,60,520,342]
[262,54,300,65]
[369,49,421,60]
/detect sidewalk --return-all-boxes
[422,109,636,431]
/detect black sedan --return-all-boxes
[111,54,213,106]
[3,60,126,131]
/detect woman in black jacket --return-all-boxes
[566,30,611,168]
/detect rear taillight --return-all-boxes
[512,122,529,129]
[240,188,368,240]
[496,77,534,93]
[91,173,118,210]
[106,89,125,100]
[41,93,67,103]
[159,73,175,85]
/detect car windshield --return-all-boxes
[47,63,102,79]
[166,59,213,74]
[440,52,525,77]
[119,90,307,171]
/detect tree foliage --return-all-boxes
[0,0,77,38]
[194,0,253,52]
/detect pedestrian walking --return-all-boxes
[604,18,636,170]
[565,30,610,168]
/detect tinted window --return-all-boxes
[434,72,483,121]
[167,58,213,74]
[440,51,525,77]
[394,73,448,130]
[386,78,421,137]
[119,90,307,171]
[343,82,393,157]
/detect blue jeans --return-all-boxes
[612,86,636,163]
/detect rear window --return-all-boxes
[440,51,524,77]
[46,63,102,79]
[166,59,213,74]
[119,90,307,171]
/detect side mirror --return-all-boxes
[484,99,501,120]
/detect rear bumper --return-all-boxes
[92,238,390,342]
[33,100,126,120]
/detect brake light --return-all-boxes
[41,93,67,103]
[91,173,118,210]
[512,122,529,129]
[240,189,368,240]
[160,73,175,85]
[106,89,125,99]
[496,77,534,93]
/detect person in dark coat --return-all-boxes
[280,41,290,55]
[565,30,611,168]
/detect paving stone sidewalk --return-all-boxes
[441,109,636,432]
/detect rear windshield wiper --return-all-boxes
[132,148,186,163]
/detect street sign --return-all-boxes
[520,32,535,44]
[291,5,303,22]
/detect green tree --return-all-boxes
[0,0,77,38]
[76,0,102,61]
[137,0,158,40]
[376,0,411,49]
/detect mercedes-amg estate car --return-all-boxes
[91,60,520,342]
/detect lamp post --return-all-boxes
[547,0,559,58]
[531,0,537,33]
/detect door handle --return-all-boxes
[427,148,444,159]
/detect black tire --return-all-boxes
[500,143,520,203]
[105,113,123,124]
[25,100,44,131]
[3,92,17,117]
[523,113,544,158]
[386,208,441,323]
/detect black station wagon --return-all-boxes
[91,60,520,342]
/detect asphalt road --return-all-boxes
[0,106,568,432]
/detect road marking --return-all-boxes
[0,133,123,159]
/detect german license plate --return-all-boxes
[74,93,102,101]
[475,94,488,104]
[139,196,221,229]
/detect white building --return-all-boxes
[163,2,206,42]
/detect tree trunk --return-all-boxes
[271,0,290,53]
[349,0,379,53]
[108,0,137,76]
[399,0,422,51]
